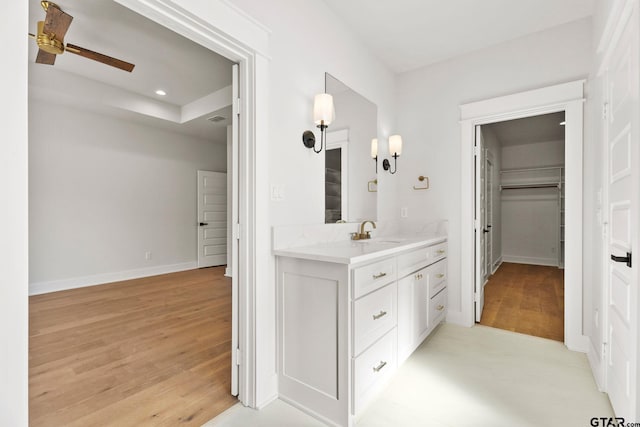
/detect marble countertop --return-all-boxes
[273,234,447,265]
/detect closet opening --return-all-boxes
[474,112,566,341]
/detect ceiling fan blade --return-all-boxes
[35,49,56,65]
[43,3,73,41]
[65,43,135,72]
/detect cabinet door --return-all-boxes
[413,268,429,340]
[397,275,414,364]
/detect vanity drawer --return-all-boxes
[429,288,447,325]
[353,327,397,414]
[354,282,397,356]
[397,247,430,277]
[429,242,447,263]
[428,259,447,298]
[352,258,396,299]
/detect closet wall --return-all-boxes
[501,140,565,266]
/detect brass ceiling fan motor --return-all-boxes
[36,20,64,55]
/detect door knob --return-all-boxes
[611,252,632,268]
[199,222,209,226]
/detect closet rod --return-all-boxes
[500,183,561,190]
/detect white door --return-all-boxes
[230,63,240,397]
[485,151,494,277]
[604,2,639,418]
[197,170,227,268]
[475,125,485,322]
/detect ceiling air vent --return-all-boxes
[207,115,226,123]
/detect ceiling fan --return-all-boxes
[29,1,135,72]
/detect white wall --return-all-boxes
[227,0,397,227]
[481,126,502,269]
[395,18,592,319]
[29,99,227,293]
[502,140,565,169]
[500,140,565,266]
[1,1,29,425]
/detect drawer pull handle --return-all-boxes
[436,250,445,255]
[436,304,445,311]
[373,310,387,320]
[373,361,387,373]
[436,273,445,279]
[372,272,387,279]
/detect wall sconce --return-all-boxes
[302,93,335,153]
[371,138,378,173]
[382,134,402,174]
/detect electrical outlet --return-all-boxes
[401,207,408,218]
[145,251,152,260]
[270,185,285,201]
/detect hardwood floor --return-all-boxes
[478,262,564,342]
[29,267,236,427]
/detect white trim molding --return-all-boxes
[501,256,558,267]
[459,80,589,353]
[29,262,198,296]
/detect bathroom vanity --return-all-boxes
[274,233,448,426]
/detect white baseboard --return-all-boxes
[587,339,605,391]
[224,267,232,278]
[502,255,558,267]
[566,333,590,354]
[445,310,471,327]
[491,257,503,274]
[29,261,198,295]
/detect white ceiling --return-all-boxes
[484,112,565,147]
[28,0,234,142]
[322,0,596,73]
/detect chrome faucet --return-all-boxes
[351,220,376,240]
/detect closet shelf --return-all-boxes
[500,166,563,191]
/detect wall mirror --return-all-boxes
[324,73,378,223]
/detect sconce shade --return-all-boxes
[389,134,403,156]
[371,138,378,158]
[313,93,335,126]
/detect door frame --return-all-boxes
[474,125,486,322]
[114,0,270,408]
[459,80,588,352]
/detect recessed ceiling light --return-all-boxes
[155,89,167,96]
[559,121,566,126]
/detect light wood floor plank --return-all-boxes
[479,262,564,341]
[29,267,236,427]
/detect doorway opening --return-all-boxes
[474,112,566,341]
[27,0,245,424]
[459,80,587,352]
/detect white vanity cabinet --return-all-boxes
[397,242,448,364]
[276,237,447,427]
